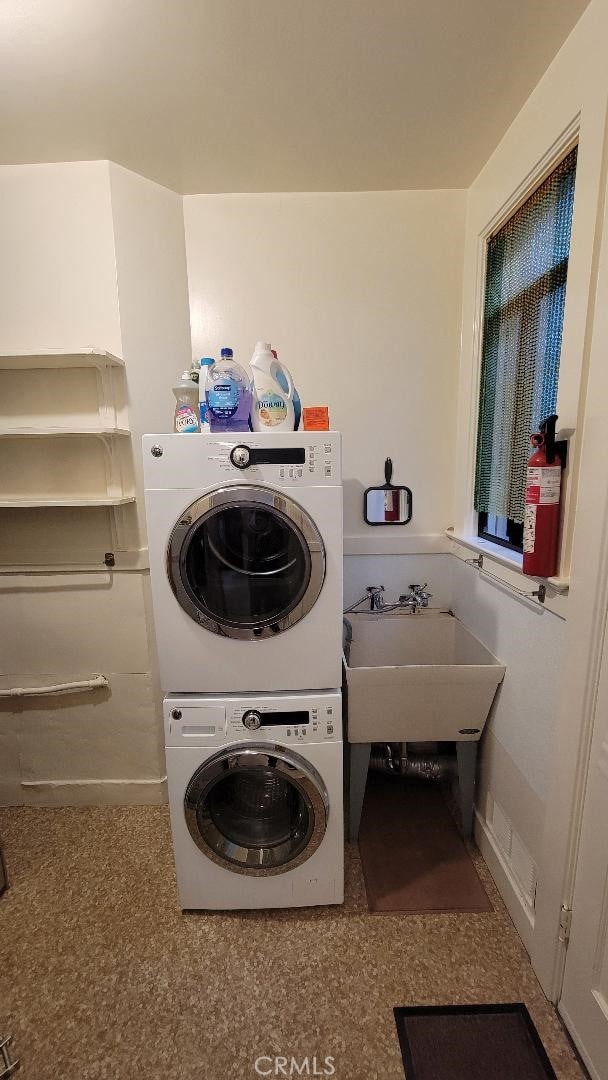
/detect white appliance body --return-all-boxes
[143,433,343,694]
[164,691,343,910]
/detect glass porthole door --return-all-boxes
[167,486,326,639]
[184,744,329,876]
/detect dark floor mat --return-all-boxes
[394,1004,557,1079]
[358,773,492,914]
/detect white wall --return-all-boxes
[184,190,466,553]
[451,0,608,972]
[0,162,122,355]
[109,162,192,548]
[0,161,192,805]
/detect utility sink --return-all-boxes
[343,610,505,744]
[343,610,506,840]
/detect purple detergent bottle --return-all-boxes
[205,348,252,432]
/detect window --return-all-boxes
[474,148,577,553]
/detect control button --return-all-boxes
[171,708,182,721]
[230,445,251,469]
[324,443,332,453]
[324,465,332,476]
[242,710,262,730]
[286,729,291,737]
[327,707,333,715]
[296,467,303,477]
[327,725,334,735]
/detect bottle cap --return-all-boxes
[199,356,215,366]
[255,341,272,352]
[220,347,233,358]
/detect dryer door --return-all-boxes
[167,486,325,640]
[184,744,329,876]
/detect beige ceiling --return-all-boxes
[0,0,590,194]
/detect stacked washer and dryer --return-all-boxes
[143,432,344,909]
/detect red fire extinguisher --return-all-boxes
[523,414,563,578]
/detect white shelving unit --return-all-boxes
[0,496,135,508]
[0,427,131,437]
[0,349,138,571]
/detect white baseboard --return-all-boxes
[475,809,535,955]
[13,777,168,807]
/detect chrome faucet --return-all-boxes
[398,583,433,613]
[366,585,385,611]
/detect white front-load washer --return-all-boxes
[164,690,343,909]
[143,432,342,694]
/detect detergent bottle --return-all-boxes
[250,342,296,431]
[272,348,301,430]
[205,348,252,432]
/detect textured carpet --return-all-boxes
[359,775,492,914]
[0,805,583,1080]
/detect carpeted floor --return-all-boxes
[0,806,584,1080]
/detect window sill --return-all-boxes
[446,530,570,594]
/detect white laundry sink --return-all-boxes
[343,610,505,743]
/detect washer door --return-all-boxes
[184,744,329,876]
[167,486,326,639]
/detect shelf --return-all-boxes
[0,426,130,438]
[0,347,139,571]
[0,349,124,370]
[0,496,136,508]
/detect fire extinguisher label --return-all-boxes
[526,467,561,505]
[523,504,537,553]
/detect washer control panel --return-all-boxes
[228,701,339,742]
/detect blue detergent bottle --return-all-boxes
[272,348,301,429]
[205,348,252,432]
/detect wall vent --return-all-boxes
[487,796,537,910]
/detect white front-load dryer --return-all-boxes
[143,432,342,694]
[164,690,343,909]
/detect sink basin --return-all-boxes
[343,610,505,743]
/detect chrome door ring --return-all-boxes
[184,743,329,876]
[166,485,326,640]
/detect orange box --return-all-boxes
[303,406,330,431]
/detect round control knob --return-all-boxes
[242,709,262,731]
[171,708,182,721]
[230,445,251,469]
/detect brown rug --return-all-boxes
[394,1004,557,1079]
[358,773,492,914]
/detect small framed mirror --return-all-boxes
[364,458,412,526]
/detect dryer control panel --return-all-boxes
[143,432,341,487]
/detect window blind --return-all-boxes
[474,147,577,524]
